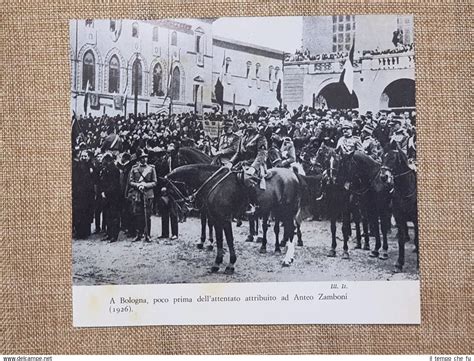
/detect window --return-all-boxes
[171,31,177,46]
[82,51,95,90]
[195,35,201,53]
[195,28,204,53]
[255,63,260,78]
[153,27,159,42]
[85,19,94,27]
[132,22,139,38]
[110,20,116,32]
[131,58,142,96]
[397,16,414,44]
[152,63,163,96]
[225,57,231,74]
[332,16,337,23]
[332,15,355,52]
[170,66,180,100]
[246,61,252,78]
[108,55,120,93]
[268,66,274,81]
[274,66,280,80]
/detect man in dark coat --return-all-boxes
[72,150,95,239]
[99,153,122,242]
[157,187,179,240]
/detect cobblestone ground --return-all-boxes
[73,216,419,285]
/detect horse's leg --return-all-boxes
[198,211,206,249]
[246,216,255,242]
[362,217,370,250]
[296,222,303,247]
[379,208,390,260]
[211,223,224,273]
[282,217,296,267]
[259,215,268,254]
[327,214,337,257]
[223,221,236,274]
[273,219,281,253]
[369,215,382,259]
[256,217,263,243]
[341,208,351,259]
[394,214,406,273]
[207,217,214,251]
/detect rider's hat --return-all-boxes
[341,120,353,129]
[223,119,233,128]
[136,149,148,159]
[102,152,114,162]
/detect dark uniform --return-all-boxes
[230,128,268,178]
[361,124,383,162]
[72,153,95,239]
[99,153,122,242]
[215,121,240,165]
[127,151,157,241]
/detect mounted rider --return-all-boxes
[335,120,363,156]
[335,120,363,190]
[214,119,239,166]
[228,116,268,215]
[360,123,383,162]
[389,116,409,154]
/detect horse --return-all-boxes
[166,164,302,273]
[176,147,215,250]
[315,144,361,259]
[380,146,419,272]
[340,150,393,260]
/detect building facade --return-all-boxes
[212,36,283,112]
[286,14,415,113]
[70,19,284,117]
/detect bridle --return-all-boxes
[381,150,416,199]
[164,166,235,211]
[345,154,382,196]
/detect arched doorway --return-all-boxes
[380,78,415,109]
[170,66,181,101]
[316,82,359,109]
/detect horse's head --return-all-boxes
[381,146,407,185]
[319,147,341,185]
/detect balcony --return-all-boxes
[365,52,415,70]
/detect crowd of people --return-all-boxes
[72,104,417,243]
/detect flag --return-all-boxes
[83,80,90,114]
[339,39,355,94]
[214,52,225,110]
[276,79,282,105]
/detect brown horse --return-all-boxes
[381,146,419,272]
[166,164,302,273]
[340,151,393,260]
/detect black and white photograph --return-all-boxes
[70,15,419,290]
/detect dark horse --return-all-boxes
[340,151,392,260]
[381,146,419,272]
[166,164,302,273]
[176,147,215,250]
[315,144,353,259]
